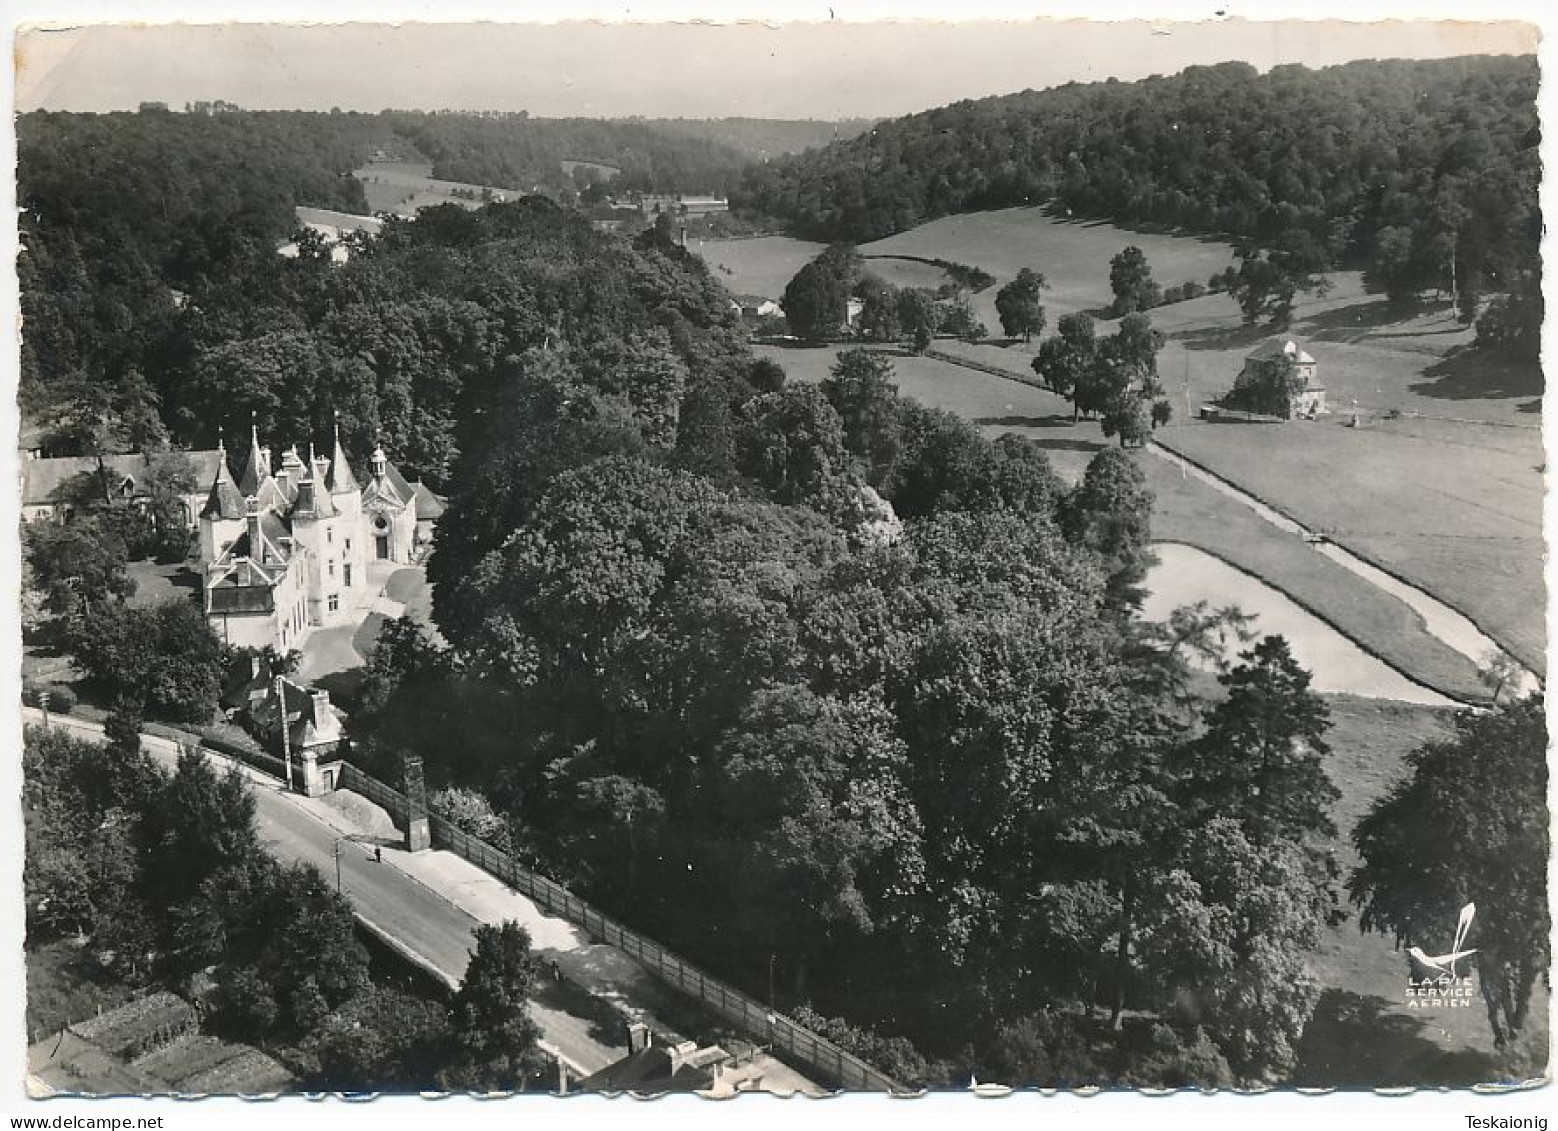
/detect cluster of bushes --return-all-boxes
[22,682,76,714]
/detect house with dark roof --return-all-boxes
[198,423,443,652]
[1239,339,1327,417]
[20,450,224,527]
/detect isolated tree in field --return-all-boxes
[1032,312,1097,419]
[1178,636,1338,845]
[821,349,902,486]
[1100,389,1151,449]
[444,920,547,1091]
[1109,246,1161,315]
[1350,696,1549,1053]
[1229,232,1330,328]
[995,267,1048,341]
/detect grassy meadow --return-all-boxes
[356,159,526,217]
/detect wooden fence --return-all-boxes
[338,763,907,1093]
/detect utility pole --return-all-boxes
[275,674,294,792]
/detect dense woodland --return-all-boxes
[384,112,754,195]
[734,56,1540,320]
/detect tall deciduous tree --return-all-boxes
[1350,696,1549,1052]
[1062,447,1154,606]
[995,267,1048,341]
[444,921,548,1091]
[1108,247,1161,316]
[1033,312,1097,419]
[783,245,861,341]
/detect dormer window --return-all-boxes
[119,476,136,497]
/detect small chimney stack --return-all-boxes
[246,497,263,563]
[626,1022,651,1055]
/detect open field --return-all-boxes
[840,260,1543,677]
[560,158,620,182]
[355,159,527,217]
[700,207,1239,329]
[860,207,1239,328]
[1157,416,1545,674]
[757,342,1494,703]
[694,234,825,300]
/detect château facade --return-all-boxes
[199,425,443,651]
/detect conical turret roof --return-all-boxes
[200,439,245,520]
[326,417,360,494]
[236,420,271,496]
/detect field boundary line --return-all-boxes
[1151,539,1475,708]
[1148,435,1544,680]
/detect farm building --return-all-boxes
[1239,339,1327,417]
[639,193,730,217]
[276,206,383,264]
[730,293,784,320]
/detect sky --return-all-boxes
[14,15,1540,119]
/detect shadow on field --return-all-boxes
[1298,297,1434,341]
[974,413,1079,429]
[1290,989,1500,1088]
[1411,347,1544,402]
[1025,437,1109,456]
[1173,322,1272,352]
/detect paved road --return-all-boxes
[23,710,622,1078]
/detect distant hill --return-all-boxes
[633,117,877,161]
[732,56,1539,291]
[388,113,757,195]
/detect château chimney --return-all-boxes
[246,497,263,563]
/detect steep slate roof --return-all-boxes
[1245,338,1317,366]
[236,430,271,496]
[326,424,360,494]
[412,480,447,521]
[22,450,224,507]
[362,452,417,510]
[200,445,245,520]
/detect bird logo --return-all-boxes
[1407,902,1478,979]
